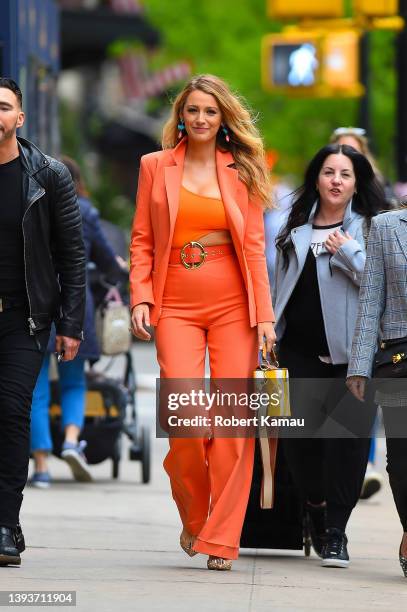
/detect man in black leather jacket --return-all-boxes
[0,78,86,566]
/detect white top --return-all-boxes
[310,221,342,258]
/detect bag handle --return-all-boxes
[258,345,279,370]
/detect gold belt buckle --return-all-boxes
[180,241,207,269]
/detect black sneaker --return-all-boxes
[304,502,327,557]
[321,528,349,568]
[14,523,25,553]
[0,526,21,566]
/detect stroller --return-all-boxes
[49,220,151,483]
[50,351,150,483]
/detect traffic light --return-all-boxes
[267,0,344,19]
[262,32,321,91]
[353,0,399,17]
[261,30,363,97]
[322,30,362,91]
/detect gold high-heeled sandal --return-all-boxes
[400,543,407,577]
[180,529,197,557]
[207,556,232,571]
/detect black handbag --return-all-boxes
[373,337,407,378]
[240,440,303,551]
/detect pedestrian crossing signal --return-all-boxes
[261,30,364,98]
[273,41,319,87]
[262,33,321,92]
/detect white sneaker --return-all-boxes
[61,441,92,482]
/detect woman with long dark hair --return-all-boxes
[274,144,386,568]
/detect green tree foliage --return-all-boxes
[144,0,397,181]
[369,30,396,180]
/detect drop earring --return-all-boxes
[177,120,185,139]
[222,124,230,143]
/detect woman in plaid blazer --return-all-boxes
[347,208,407,577]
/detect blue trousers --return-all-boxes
[368,437,376,464]
[30,355,86,452]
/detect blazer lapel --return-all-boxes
[396,215,407,261]
[291,224,313,272]
[164,144,245,245]
[216,148,244,244]
[164,140,187,240]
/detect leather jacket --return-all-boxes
[18,137,86,340]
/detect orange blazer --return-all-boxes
[129,139,274,327]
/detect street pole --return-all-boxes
[397,0,407,182]
[358,33,372,145]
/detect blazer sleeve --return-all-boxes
[244,199,275,323]
[129,157,155,308]
[347,218,386,378]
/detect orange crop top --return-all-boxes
[171,186,229,248]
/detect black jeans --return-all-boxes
[381,408,407,532]
[0,307,49,527]
[279,342,375,532]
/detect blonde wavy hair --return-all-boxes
[162,74,273,207]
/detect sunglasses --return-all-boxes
[333,127,366,137]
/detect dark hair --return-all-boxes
[60,155,88,198]
[0,78,23,107]
[276,144,386,267]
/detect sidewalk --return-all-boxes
[3,343,407,611]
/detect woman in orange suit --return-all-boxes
[130,74,275,571]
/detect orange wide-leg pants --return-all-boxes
[155,251,258,560]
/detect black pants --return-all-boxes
[279,343,375,531]
[0,307,49,527]
[381,408,407,532]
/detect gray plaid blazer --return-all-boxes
[347,209,407,378]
